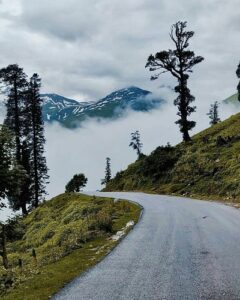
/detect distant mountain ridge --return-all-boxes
[41,86,164,128]
[223,93,239,106]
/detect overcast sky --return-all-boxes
[0,0,239,102]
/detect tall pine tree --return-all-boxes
[207,101,221,125]
[0,65,30,214]
[101,157,111,185]
[0,64,28,161]
[146,21,204,142]
[24,74,48,208]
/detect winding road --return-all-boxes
[53,192,240,300]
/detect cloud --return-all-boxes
[0,0,238,101]
[45,96,237,199]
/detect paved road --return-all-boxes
[53,192,240,300]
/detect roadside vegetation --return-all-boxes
[0,193,141,300]
[105,112,240,203]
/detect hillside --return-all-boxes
[0,193,141,300]
[105,112,240,202]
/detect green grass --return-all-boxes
[105,112,240,203]
[0,193,141,300]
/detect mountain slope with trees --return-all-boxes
[105,112,240,202]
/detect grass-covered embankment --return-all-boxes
[0,193,141,300]
[105,112,240,203]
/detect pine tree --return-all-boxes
[101,157,111,185]
[207,101,221,125]
[146,21,204,142]
[0,65,31,214]
[129,130,142,158]
[24,74,49,208]
[236,62,240,102]
[0,65,28,161]
[0,126,27,212]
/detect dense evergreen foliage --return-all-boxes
[0,65,48,214]
[146,21,204,142]
[207,101,221,125]
[65,174,88,192]
[0,126,26,211]
[0,65,28,161]
[24,74,49,208]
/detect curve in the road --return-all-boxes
[52,192,240,300]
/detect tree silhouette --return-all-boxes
[65,174,88,193]
[24,74,49,208]
[0,64,28,161]
[207,102,221,125]
[101,157,111,185]
[236,62,240,102]
[129,130,142,158]
[146,21,204,142]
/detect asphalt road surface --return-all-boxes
[53,192,240,300]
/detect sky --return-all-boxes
[0,0,239,220]
[0,0,239,102]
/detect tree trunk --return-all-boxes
[1,225,9,269]
[21,203,28,216]
[13,80,21,162]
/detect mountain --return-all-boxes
[223,93,239,106]
[41,93,90,123]
[0,86,164,127]
[41,87,164,128]
[105,112,240,203]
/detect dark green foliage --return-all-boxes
[0,65,31,214]
[24,74,49,208]
[207,101,221,125]
[0,66,48,214]
[0,126,26,210]
[101,157,111,185]
[139,145,180,182]
[146,21,204,142]
[129,130,143,158]
[0,65,28,161]
[236,62,240,102]
[0,126,14,207]
[65,174,88,192]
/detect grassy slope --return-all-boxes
[0,193,141,300]
[105,112,240,202]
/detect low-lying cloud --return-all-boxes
[45,97,237,199]
[0,96,238,220]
